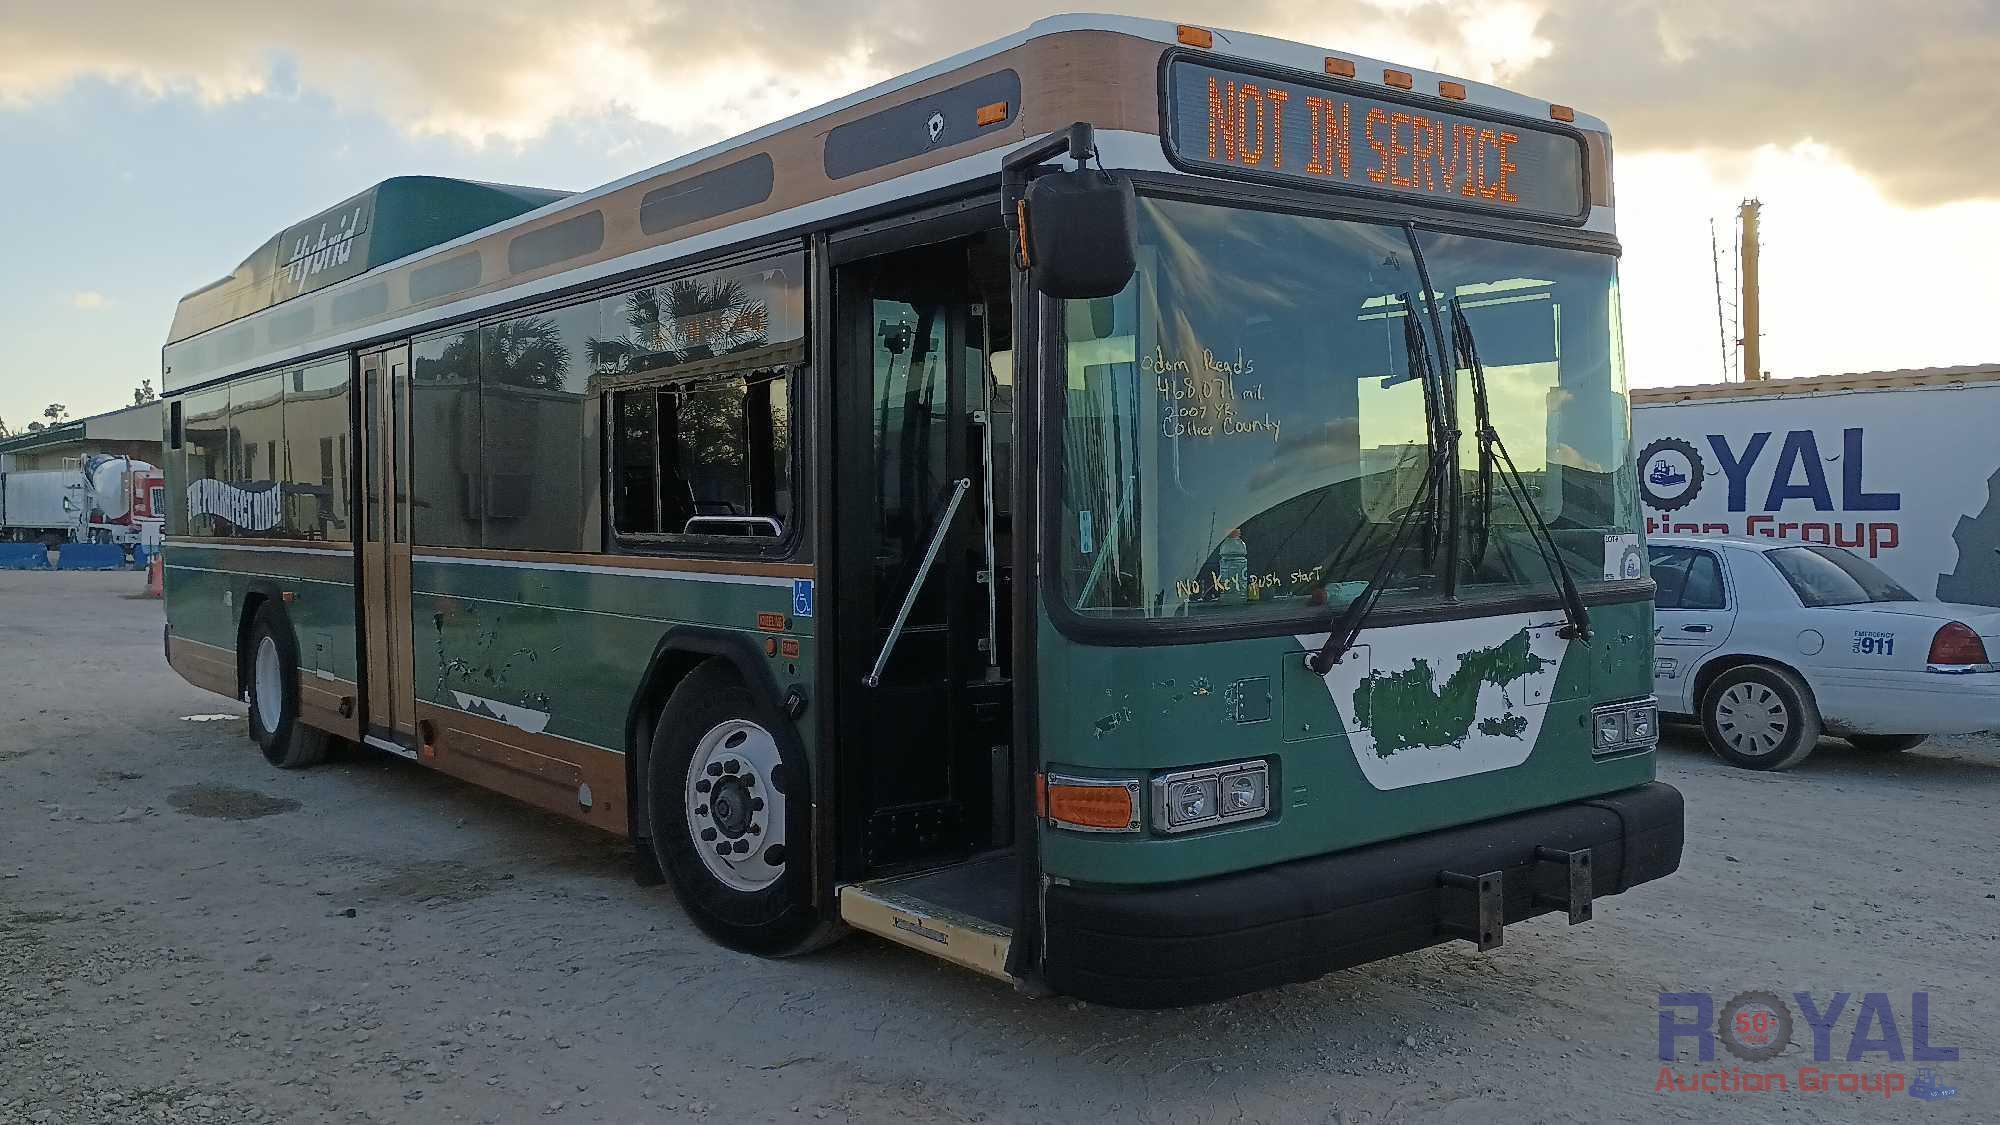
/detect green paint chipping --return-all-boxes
[1478,712,1529,739]
[1353,629,1549,757]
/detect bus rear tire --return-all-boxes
[246,604,328,770]
[644,660,836,956]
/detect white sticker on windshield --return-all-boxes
[1078,510,1095,555]
[1604,533,1643,581]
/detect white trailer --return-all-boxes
[0,469,81,540]
[1632,365,2000,607]
[0,456,163,545]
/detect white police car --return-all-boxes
[1649,535,2000,770]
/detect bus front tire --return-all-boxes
[1700,664,1820,771]
[644,661,836,957]
[245,604,328,770]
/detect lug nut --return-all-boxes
[695,804,707,816]
[750,797,764,811]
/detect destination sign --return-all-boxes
[1164,58,1589,222]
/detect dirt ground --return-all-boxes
[1,571,1993,1124]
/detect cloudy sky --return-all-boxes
[2,0,1996,431]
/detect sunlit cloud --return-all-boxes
[1617,142,2000,386]
[1518,0,2000,208]
[1,0,1994,427]
[4,2,1992,211]
[0,2,1570,149]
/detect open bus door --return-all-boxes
[828,136,1135,989]
[829,230,1023,980]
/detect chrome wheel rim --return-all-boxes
[253,634,283,735]
[1715,682,1788,757]
[684,719,786,893]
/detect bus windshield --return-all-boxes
[1057,195,1636,622]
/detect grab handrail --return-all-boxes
[864,478,970,688]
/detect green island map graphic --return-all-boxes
[1352,629,1551,757]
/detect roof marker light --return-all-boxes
[975,101,1008,127]
[1325,57,1357,79]
[1384,68,1414,90]
[1177,25,1213,49]
[1550,103,1577,123]
[1439,81,1467,101]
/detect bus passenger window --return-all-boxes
[612,370,790,540]
[613,392,660,534]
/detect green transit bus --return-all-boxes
[160,14,1682,1006]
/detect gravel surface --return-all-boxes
[1,571,1994,1123]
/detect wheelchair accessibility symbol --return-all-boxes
[793,579,815,619]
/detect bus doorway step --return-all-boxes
[837,852,1016,983]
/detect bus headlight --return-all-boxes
[1152,760,1271,834]
[1592,698,1658,755]
[1224,769,1267,814]
[1627,701,1658,743]
[1169,778,1218,825]
[1593,709,1627,751]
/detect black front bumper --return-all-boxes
[1043,781,1684,1008]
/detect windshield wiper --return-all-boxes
[1306,455,1441,676]
[1457,300,1495,570]
[1448,296,1593,640]
[1305,289,1453,677]
[1400,297,1449,567]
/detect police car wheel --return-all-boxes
[1701,664,1820,771]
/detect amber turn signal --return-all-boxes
[1044,775,1140,832]
[1176,24,1213,49]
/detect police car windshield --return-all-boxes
[1768,545,1917,607]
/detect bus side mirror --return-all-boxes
[1023,168,1137,300]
